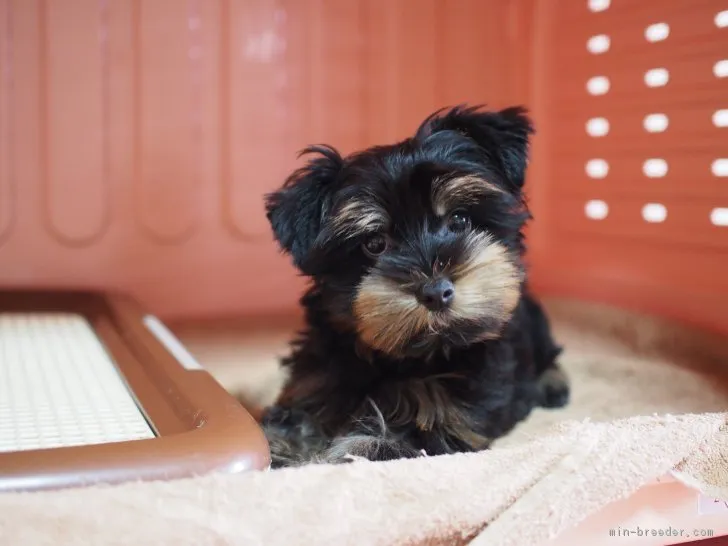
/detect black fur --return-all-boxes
[259,105,569,467]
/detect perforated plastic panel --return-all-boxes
[0,313,155,453]
[528,0,728,334]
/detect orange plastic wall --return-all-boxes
[0,0,531,320]
[1,0,727,335]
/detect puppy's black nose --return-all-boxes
[417,279,455,311]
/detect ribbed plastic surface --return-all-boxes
[0,313,155,453]
[0,0,523,321]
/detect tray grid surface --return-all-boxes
[0,313,155,453]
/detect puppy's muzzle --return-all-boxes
[416,278,455,312]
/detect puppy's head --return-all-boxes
[266,105,533,358]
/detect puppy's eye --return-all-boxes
[447,211,471,232]
[362,233,387,257]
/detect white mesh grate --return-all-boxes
[0,313,155,453]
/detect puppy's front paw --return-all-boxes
[322,434,424,464]
[537,366,570,409]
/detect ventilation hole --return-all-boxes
[710,208,728,226]
[587,35,610,54]
[584,200,608,220]
[587,76,610,95]
[712,159,728,177]
[714,60,728,78]
[645,23,670,42]
[644,68,669,87]
[586,159,609,179]
[716,11,728,28]
[643,113,669,133]
[642,203,667,223]
[586,117,609,137]
[643,158,668,178]
[588,0,610,12]
[713,110,728,128]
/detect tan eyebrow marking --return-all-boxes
[432,175,504,216]
[330,199,388,238]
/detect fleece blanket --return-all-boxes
[0,412,726,546]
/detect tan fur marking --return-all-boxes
[432,175,504,216]
[332,200,387,238]
[450,232,522,331]
[353,276,431,357]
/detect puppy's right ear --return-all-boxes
[416,105,534,194]
[265,145,343,272]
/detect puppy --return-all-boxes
[260,105,569,468]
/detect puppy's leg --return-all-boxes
[261,406,331,468]
[522,293,570,409]
[536,366,570,409]
[319,403,424,464]
[322,433,423,463]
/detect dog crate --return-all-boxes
[0,0,726,544]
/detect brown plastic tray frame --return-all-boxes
[0,289,270,492]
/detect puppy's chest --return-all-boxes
[371,373,478,430]
[366,373,490,451]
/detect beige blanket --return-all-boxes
[0,413,726,546]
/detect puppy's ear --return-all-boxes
[417,105,534,192]
[265,145,343,271]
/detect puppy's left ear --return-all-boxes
[417,105,534,192]
[265,145,343,273]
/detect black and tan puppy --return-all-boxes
[260,105,569,467]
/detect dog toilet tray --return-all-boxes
[0,290,269,492]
